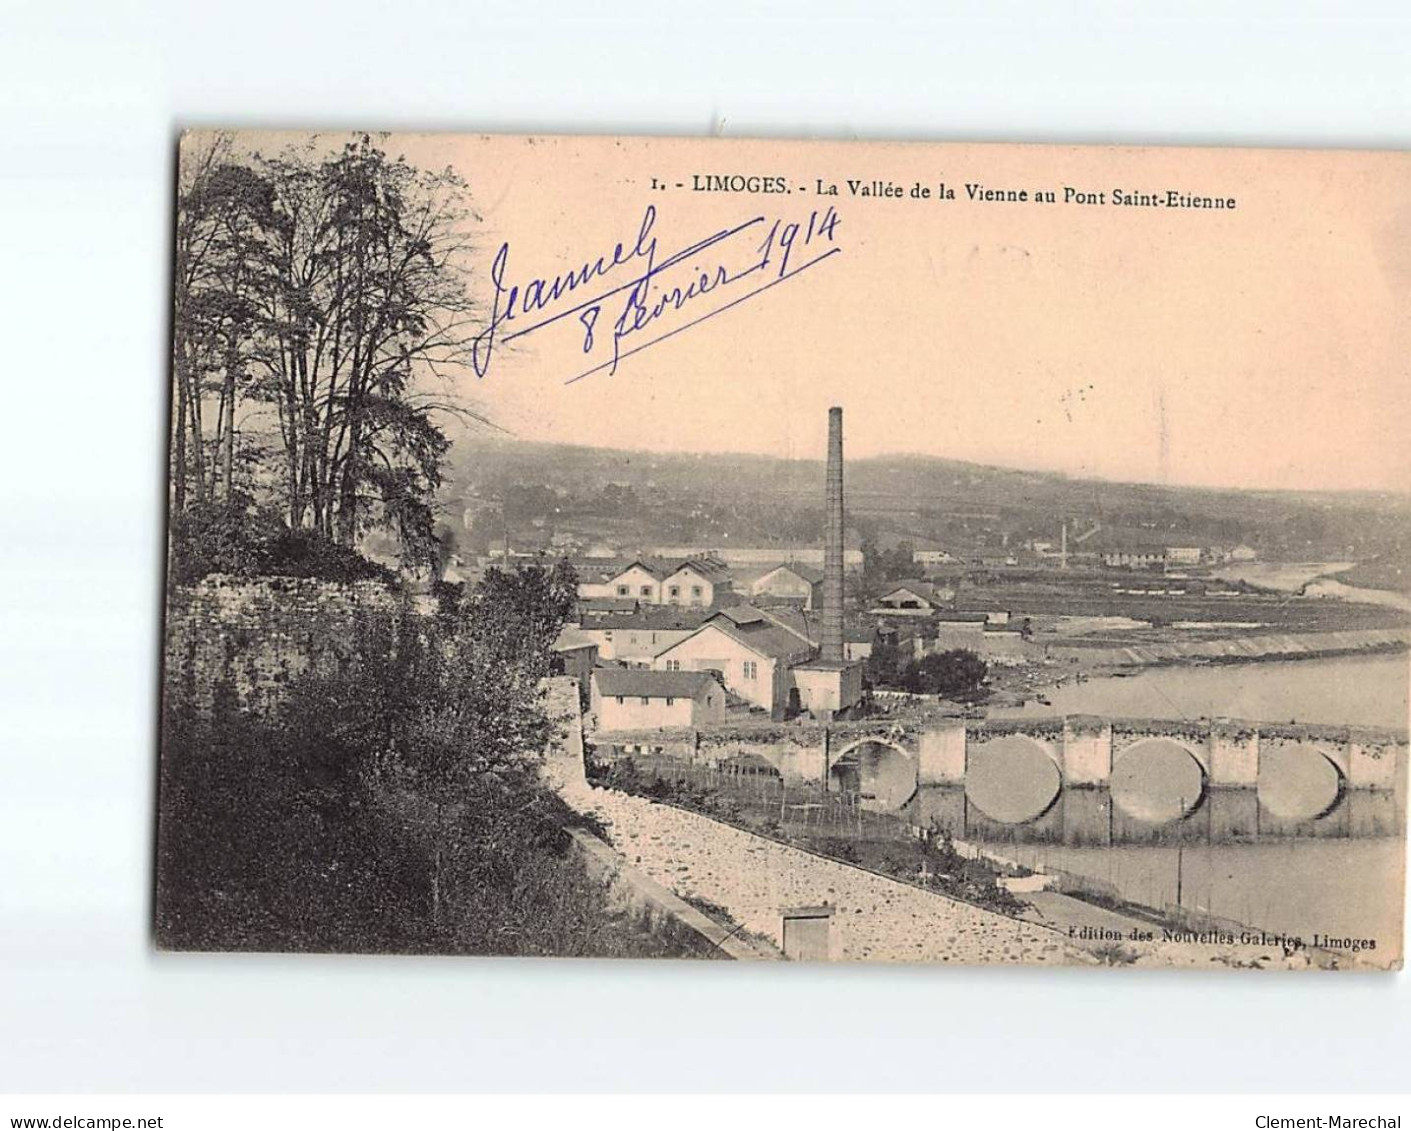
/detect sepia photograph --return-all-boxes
[154,129,1410,971]
[12,0,1411,1116]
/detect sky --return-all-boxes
[209,131,1411,493]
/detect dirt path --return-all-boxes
[558,779,1085,965]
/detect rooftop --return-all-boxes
[792,658,863,672]
[710,606,771,627]
[551,625,599,652]
[571,554,733,584]
[755,606,821,646]
[879,579,946,603]
[576,597,640,615]
[576,608,711,631]
[759,561,825,584]
[592,668,719,699]
[685,613,817,662]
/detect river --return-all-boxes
[997,838,1406,946]
[991,652,1410,729]
[1215,560,1411,612]
[973,651,1408,951]
[1211,560,1353,593]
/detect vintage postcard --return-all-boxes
[156,130,1409,969]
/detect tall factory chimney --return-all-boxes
[821,406,845,661]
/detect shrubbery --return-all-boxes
[897,649,988,698]
[168,495,395,586]
[865,646,988,699]
[156,563,686,957]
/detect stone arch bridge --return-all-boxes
[587,714,1407,834]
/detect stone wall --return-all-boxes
[163,575,427,718]
[567,830,778,960]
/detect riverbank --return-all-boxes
[981,635,1410,724]
[974,836,1405,971]
[1043,627,1411,670]
[1306,577,1411,613]
[1311,558,1411,597]
[1211,561,1355,593]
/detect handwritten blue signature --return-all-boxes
[470,204,842,385]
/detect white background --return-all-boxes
[2,0,1409,1094]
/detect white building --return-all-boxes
[924,612,990,653]
[1103,549,1166,570]
[750,562,824,609]
[652,607,813,717]
[792,659,864,716]
[572,609,708,663]
[590,669,726,731]
[844,627,875,662]
[661,559,732,607]
[577,560,664,603]
[575,557,732,607]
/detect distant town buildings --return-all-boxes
[1100,546,1210,570]
[871,580,957,615]
[575,557,733,607]
[511,406,1309,732]
[650,545,864,568]
[565,410,867,723]
[1102,549,1168,570]
[911,545,959,566]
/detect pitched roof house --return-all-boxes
[652,606,814,717]
[572,607,709,662]
[590,668,726,731]
[574,556,732,607]
[750,562,825,609]
[872,580,952,614]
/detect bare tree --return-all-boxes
[172,132,276,508]
[171,133,490,569]
[253,136,485,561]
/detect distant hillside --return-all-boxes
[443,436,1411,567]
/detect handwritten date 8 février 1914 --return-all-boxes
[470,204,842,386]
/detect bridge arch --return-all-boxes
[1111,737,1206,823]
[829,738,917,811]
[718,750,785,780]
[1258,741,1345,822]
[964,733,1062,824]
